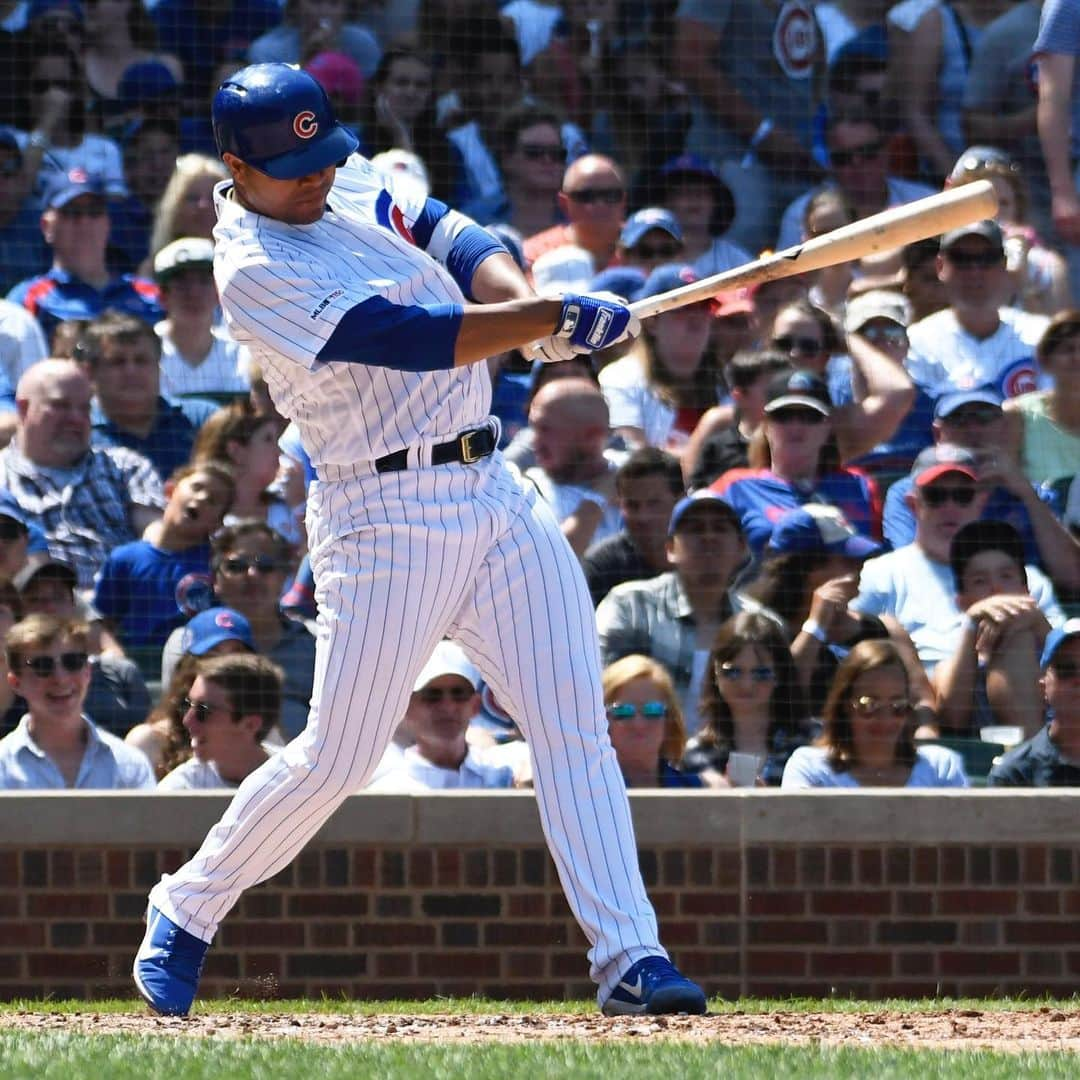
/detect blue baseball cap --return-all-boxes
[766,505,883,559]
[637,263,699,302]
[0,490,48,554]
[619,207,683,249]
[180,607,256,656]
[118,60,180,110]
[43,167,108,210]
[933,387,1003,421]
[668,490,741,537]
[1041,618,1080,671]
[589,265,646,300]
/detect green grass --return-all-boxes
[3,994,1079,1016]
[1,1033,1078,1080]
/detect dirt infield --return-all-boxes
[5,1008,1080,1051]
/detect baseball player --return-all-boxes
[133,63,706,1019]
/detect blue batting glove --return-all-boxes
[555,291,640,352]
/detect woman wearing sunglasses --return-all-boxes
[681,611,809,788]
[601,654,701,788]
[709,368,884,559]
[781,639,967,788]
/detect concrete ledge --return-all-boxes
[4,790,1080,846]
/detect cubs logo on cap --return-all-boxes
[293,111,318,139]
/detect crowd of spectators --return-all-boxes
[0,0,1077,793]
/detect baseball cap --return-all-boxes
[154,236,215,282]
[939,219,1005,254]
[765,504,883,559]
[413,640,480,693]
[43,167,107,211]
[13,557,77,593]
[0,491,48,554]
[711,288,754,318]
[619,207,683,249]
[117,60,180,110]
[27,0,83,22]
[532,245,595,294]
[909,444,978,487]
[657,153,736,235]
[370,148,430,198]
[589,265,646,301]
[180,607,256,656]
[305,51,365,106]
[844,289,912,334]
[948,145,1019,184]
[636,263,699,302]
[933,387,1003,421]
[668,490,742,537]
[762,368,832,416]
[1040,618,1080,670]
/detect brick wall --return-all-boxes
[2,791,1079,1000]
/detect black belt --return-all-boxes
[374,425,497,474]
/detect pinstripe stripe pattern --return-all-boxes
[149,158,664,1003]
[149,455,663,996]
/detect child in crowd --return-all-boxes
[92,462,234,650]
[934,520,1052,739]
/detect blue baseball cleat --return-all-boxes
[132,906,209,1016]
[601,956,708,1016]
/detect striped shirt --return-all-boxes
[0,443,166,589]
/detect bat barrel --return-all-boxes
[628,179,999,320]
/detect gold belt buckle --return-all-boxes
[459,429,485,463]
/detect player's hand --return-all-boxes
[521,335,586,365]
[555,291,640,352]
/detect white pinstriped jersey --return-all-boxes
[905,306,1051,398]
[211,156,490,468]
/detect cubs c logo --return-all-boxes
[293,111,318,139]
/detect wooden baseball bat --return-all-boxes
[629,179,999,320]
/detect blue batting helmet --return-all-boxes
[212,63,359,180]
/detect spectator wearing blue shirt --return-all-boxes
[0,130,49,295]
[0,613,154,788]
[6,168,162,343]
[883,388,1080,593]
[81,310,219,481]
[93,461,235,650]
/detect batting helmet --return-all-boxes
[212,63,359,180]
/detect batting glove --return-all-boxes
[521,335,585,365]
[555,291,640,352]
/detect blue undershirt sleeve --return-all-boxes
[411,198,509,300]
[315,295,464,371]
[445,226,508,300]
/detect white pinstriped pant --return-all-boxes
[149,451,664,1000]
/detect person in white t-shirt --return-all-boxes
[153,237,248,400]
[367,640,514,792]
[853,444,1064,675]
[905,220,1049,398]
[157,653,283,790]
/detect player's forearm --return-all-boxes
[453,299,563,366]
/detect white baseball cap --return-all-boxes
[154,236,215,282]
[413,640,480,692]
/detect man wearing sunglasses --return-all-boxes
[882,389,1080,593]
[158,653,282,791]
[614,209,685,277]
[853,445,1064,675]
[367,640,514,793]
[161,521,314,742]
[776,116,933,251]
[524,154,628,275]
[905,221,1049,404]
[0,613,154,789]
[7,168,163,342]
